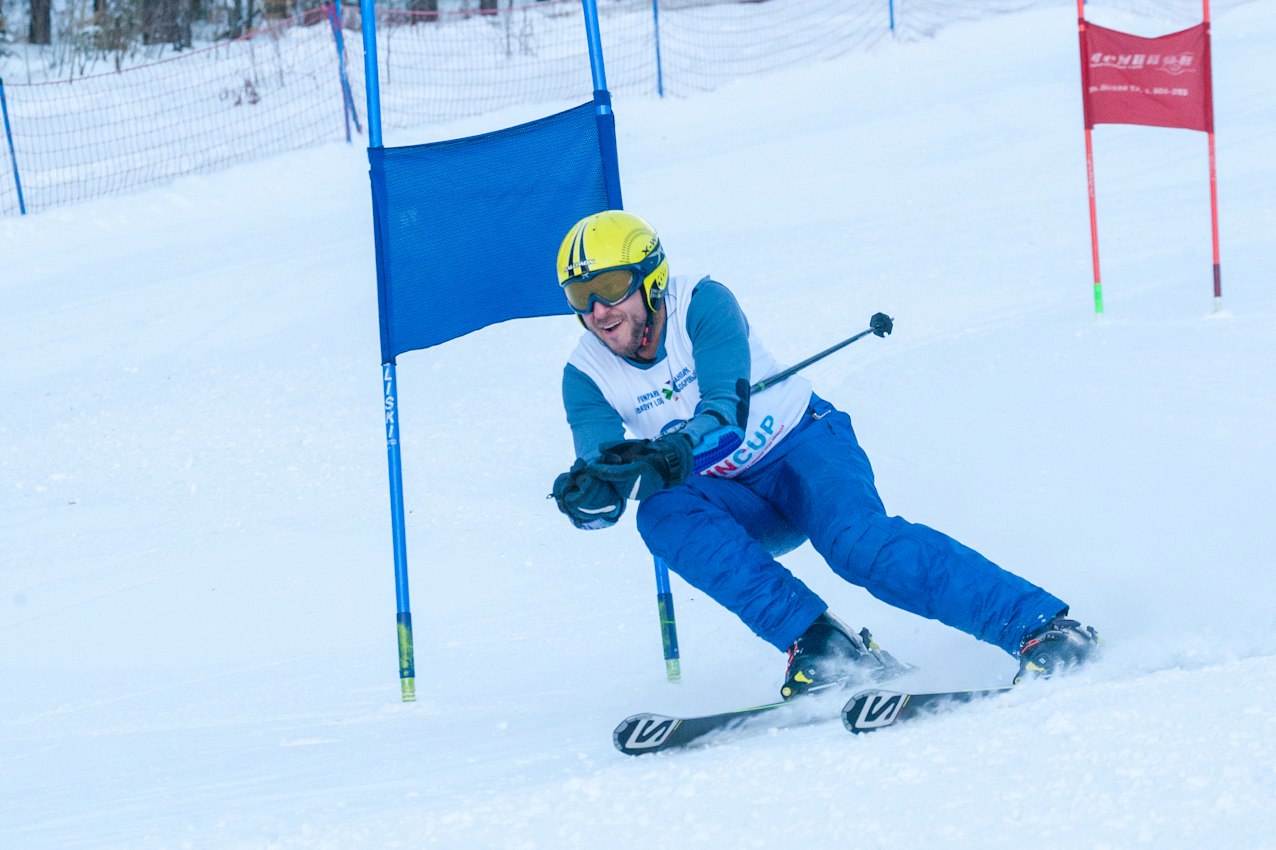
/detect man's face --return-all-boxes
[582,288,648,358]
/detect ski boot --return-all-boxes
[1015,613,1100,683]
[781,611,906,700]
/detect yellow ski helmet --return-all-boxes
[557,210,669,315]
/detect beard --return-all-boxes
[583,292,658,360]
[604,317,644,357]
[593,312,647,359]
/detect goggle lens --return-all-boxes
[564,269,642,314]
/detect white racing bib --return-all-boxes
[568,276,810,478]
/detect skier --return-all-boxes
[551,210,1098,696]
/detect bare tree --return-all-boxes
[30,0,53,44]
[228,0,256,38]
[141,0,192,46]
[408,0,439,23]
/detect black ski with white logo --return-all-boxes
[841,685,1014,734]
[612,677,885,756]
[613,659,921,755]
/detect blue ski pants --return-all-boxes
[635,395,1066,655]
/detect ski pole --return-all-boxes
[750,312,893,395]
[652,556,681,682]
[690,312,895,474]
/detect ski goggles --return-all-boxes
[563,269,644,314]
[561,245,666,314]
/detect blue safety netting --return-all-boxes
[369,100,619,359]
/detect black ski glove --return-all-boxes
[590,433,694,501]
[552,459,626,530]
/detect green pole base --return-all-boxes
[397,613,416,702]
[1093,282,1104,315]
[665,659,681,683]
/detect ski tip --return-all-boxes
[841,684,1017,734]
[841,688,909,734]
[613,713,682,755]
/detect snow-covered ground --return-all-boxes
[3,3,1275,848]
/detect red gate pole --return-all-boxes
[1083,125,1103,315]
[1077,0,1104,315]
[1204,0,1223,311]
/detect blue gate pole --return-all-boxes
[360,0,385,148]
[653,557,681,682]
[0,78,27,216]
[889,0,896,36]
[382,361,415,702]
[361,0,415,703]
[581,0,623,208]
[581,0,608,92]
[651,0,665,98]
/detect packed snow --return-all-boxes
[3,3,1275,848]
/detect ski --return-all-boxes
[613,683,855,756]
[614,652,918,755]
[614,680,1012,754]
[841,684,1014,734]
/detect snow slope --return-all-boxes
[3,3,1275,848]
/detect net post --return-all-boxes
[0,78,27,215]
[651,0,665,98]
[326,2,362,142]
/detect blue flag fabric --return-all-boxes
[368,100,618,360]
